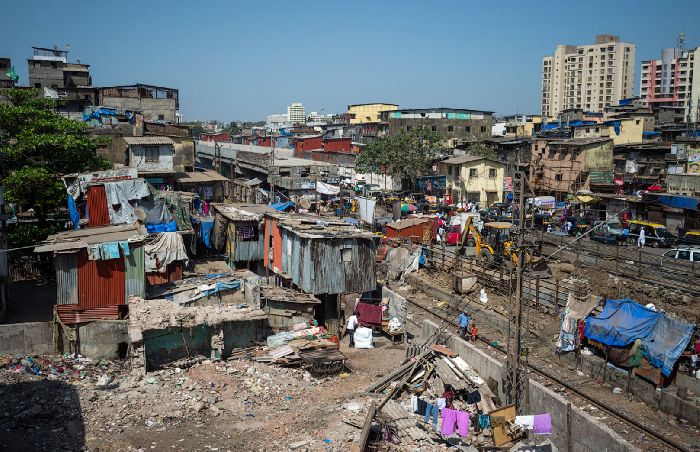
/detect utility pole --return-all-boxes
[506,170,529,412]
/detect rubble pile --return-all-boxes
[365,344,554,451]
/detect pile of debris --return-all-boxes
[253,322,347,377]
[0,354,125,384]
[364,344,554,450]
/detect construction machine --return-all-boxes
[457,217,549,272]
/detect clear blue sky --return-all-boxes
[3,0,699,121]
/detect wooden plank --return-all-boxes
[491,404,517,447]
[354,401,376,452]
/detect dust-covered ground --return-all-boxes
[0,338,407,452]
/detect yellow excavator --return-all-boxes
[457,217,548,272]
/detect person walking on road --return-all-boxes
[637,227,646,248]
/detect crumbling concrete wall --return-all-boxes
[423,320,637,452]
[0,322,53,355]
[78,321,128,360]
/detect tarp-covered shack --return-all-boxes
[264,214,378,295]
[211,203,279,267]
[34,223,148,323]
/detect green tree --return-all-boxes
[224,121,242,135]
[0,88,109,243]
[180,121,206,138]
[356,129,446,183]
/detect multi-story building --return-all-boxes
[347,103,398,124]
[379,108,493,141]
[266,113,290,132]
[640,46,700,122]
[27,46,94,115]
[97,84,179,122]
[437,155,505,205]
[0,58,15,88]
[287,102,306,124]
[541,35,636,118]
[529,137,614,196]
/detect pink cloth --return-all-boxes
[456,410,470,437]
[441,408,457,435]
[441,408,470,437]
[533,413,552,434]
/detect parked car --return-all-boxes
[589,229,619,245]
[627,220,675,247]
[659,247,700,265]
[679,230,700,247]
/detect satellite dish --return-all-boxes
[300,198,311,209]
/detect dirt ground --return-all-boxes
[0,336,407,452]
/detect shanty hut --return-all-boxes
[174,169,231,203]
[264,214,378,296]
[259,285,320,333]
[35,225,190,324]
[385,217,432,241]
[211,203,279,269]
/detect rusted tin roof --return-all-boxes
[123,136,175,146]
[77,249,125,309]
[35,223,147,253]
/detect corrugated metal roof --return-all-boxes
[213,203,278,222]
[77,249,126,309]
[174,170,230,184]
[386,218,429,230]
[123,136,175,146]
[35,223,147,253]
[440,155,492,165]
[56,253,78,305]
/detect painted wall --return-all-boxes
[348,103,398,124]
[439,160,505,205]
[129,144,175,173]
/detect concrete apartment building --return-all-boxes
[97,84,179,122]
[640,45,700,122]
[287,102,306,124]
[437,155,505,205]
[541,35,636,118]
[529,137,614,196]
[347,103,398,124]
[0,58,14,88]
[379,108,493,140]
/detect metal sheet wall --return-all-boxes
[124,244,145,300]
[55,253,78,305]
[87,185,110,227]
[232,221,264,262]
[77,249,126,308]
[146,262,183,286]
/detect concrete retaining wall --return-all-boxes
[77,321,128,360]
[423,319,638,452]
[0,322,53,355]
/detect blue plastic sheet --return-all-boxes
[67,196,81,230]
[201,279,242,297]
[146,221,178,233]
[199,219,214,248]
[270,201,293,211]
[584,299,660,347]
[643,315,694,377]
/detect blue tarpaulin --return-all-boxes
[67,196,81,230]
[651,195,698,211]
[604,120,621,135]
[146,220,178,233]
[199,219,214,248]
[200,279,242,298]
[643,314,694,377]
[643,131,660,137]
[584,299,660,347]
[270,201,293,211]
[542,123,559,131]
[585,299,695,377]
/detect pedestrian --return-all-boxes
[622,226,629,246]
[637,227,645,248]
[457,310,470,339]
[346,311,359,348]
[471,323,478,342]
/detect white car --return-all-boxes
[660,247,700,265]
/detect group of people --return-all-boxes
[457,310,478,342]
